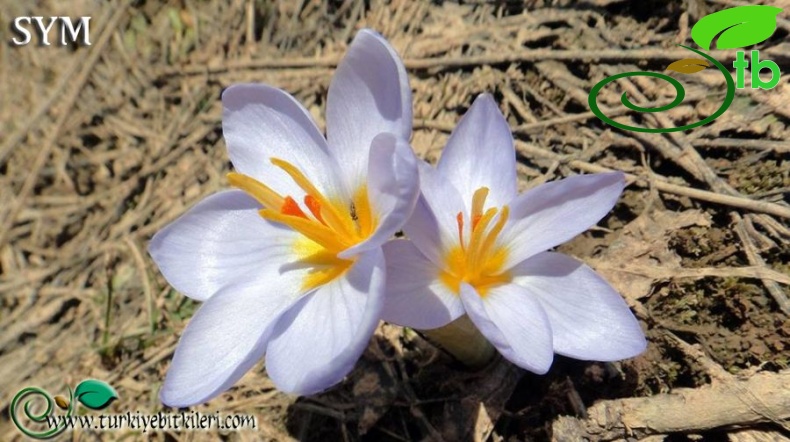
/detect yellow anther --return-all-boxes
[227,172,284,209]
[270,158,356,238]
[270,158,323,202]
[259,209,350,252]
[474,205,509,270]
[470,187,489,231]
[229,158,379,293]
[466,208,497,261]
[441,187,511,297]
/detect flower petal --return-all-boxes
[502,172,626,267]
[265,249,386,395]
[381,239,464,329]
[222,83,347,200]
[511,252,646,361]
[338,133,418,258]
[149,190,299,301]
[402,161,466,267]
[326,29,412,189]
[460,283,553,374]
[437,94,517,209]
[160,274,301,407]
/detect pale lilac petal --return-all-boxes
[460,283,553,374]
[338,133,418,258]
[437,94,517,209]
[160,273,302,407]
[149,190,299,302]
[265,249,386,395]
[511,252,646,360]
[502,172,626,268]
[222,84,347,200]
[326,29,412,190]
[381,239,464,329]
[402,161,466,267]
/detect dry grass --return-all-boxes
[1,0,789,440]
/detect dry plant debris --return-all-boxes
[1,0,789,441]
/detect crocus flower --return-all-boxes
[382,94,646,373]
[149,29,419,406]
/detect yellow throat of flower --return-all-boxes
[228,158,376,292]
[440,187,511,296]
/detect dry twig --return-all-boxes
[731,213,790,316]
[552,370,790,441]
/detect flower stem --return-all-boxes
[420,315,495,368]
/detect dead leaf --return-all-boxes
[591,207,790,301]
[667,58,710,74]
[588,209,711,302]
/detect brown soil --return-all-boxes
[1,1,789,441]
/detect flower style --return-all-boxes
[149,29,419,406]
[382,94,646,373]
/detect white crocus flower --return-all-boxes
[382,94,646,373]
[149,29,419,406]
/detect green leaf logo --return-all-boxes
[691,5,782,50]
[74,380,118,410]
